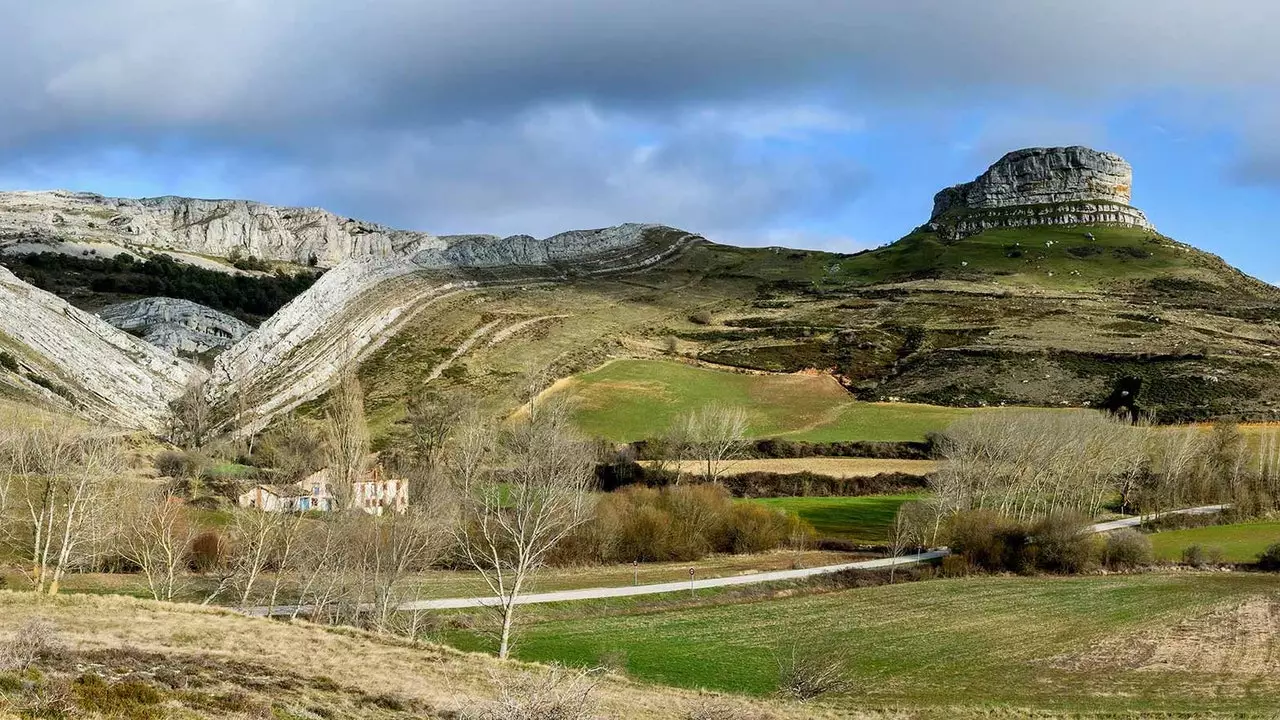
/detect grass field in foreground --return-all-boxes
[497,573,1280,714]
[561,359,971,442]
[749,494,923,542]
[1148,521,1280,563]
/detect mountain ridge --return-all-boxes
[3,146,1280,439]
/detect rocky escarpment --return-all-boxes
[0,191,434,268]
[927,147,1156,241]
[209,224,699,435]
[97,298,252,357]
[0,267,197,430]
[0,186,699,435]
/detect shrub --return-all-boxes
[154,450,209,480]
[0,351,17,372]
[190,531,227,572]
[1181,544,1225,567]
[1103,529,1154,570]
[563,483,803,564]
[1257,543,1280,571]
[728,503,791,554]
[0,617,60,672]
[73,674,163,719]
[688,310,714,325]
[465,667,599,720]
[1028,512,1099,574]
[943,510,1029,573]
[774,645,854,702]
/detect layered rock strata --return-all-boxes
[0,266,197,430]
[928,147,1155,240]
[98,298,252,356]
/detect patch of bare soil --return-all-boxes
[1053,595,1280,677]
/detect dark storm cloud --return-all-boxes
[2,1,1279,238]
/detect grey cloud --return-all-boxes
[2,1,1280,240]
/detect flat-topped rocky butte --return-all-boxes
[927,146,1155,240]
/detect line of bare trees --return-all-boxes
[917,410,1280,549]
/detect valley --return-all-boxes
[4,146,1280,719]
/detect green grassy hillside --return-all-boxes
[482,573,1280,715]
[556,359,969,441]
[342,220,1280,452]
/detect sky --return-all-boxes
[3,2,1280,282]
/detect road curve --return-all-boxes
[244,504,1227,617]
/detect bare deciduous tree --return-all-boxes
[447,400,594,659]
[121,490,197,601]
[931,410,1146,522]
[673,405,750,482]
[170,376,213,450]
[15,421,126,595]
[325,372,370,511]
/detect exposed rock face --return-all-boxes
[928,147,1155,240]
[0,267,197,431]
[209,224,700,435]
[97,298,252,357]
[0,191,435,268]
[0,182,702,434]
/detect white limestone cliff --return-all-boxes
[97,298,252,357]
[0,266,197,431]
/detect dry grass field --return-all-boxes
[0,591,838,720]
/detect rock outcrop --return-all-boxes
[0,266,197,431]
[209,224,700,435]
[97,298,252,357]
[928,147,1155,240]
[0,191,434,268]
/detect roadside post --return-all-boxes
[689,567,695,597]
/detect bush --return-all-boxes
[1257,543,1280,571]
[559,483,805,564]
[0,617,60,672]
[1181,544,1225,567]
[944,510,1101,574]
[154,450,209,480]
[73,674,163,719]
[728,503,792,554]
[0,351,17,372]
[943,510,1029,573]
[688,310,714,325]
[1103,529,1153,570]
[1028,513,1099,574]
[774,645,853,702]
[465,667,599,720]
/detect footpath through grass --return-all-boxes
[496,573,1280,714]
[1148,520,1280,562]
[749,494,922,542]
[562,359,969,442]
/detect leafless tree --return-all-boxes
[673,405,750,482]
[932,410,1146,522]
[887,503,926,582]
[15,421,126,595]
[447,400,595,659]
[120,490,197,601]
[325,371,370,510]
[170,376,213,449]
[208,509,299,607]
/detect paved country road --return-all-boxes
[244,504,1227,617]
